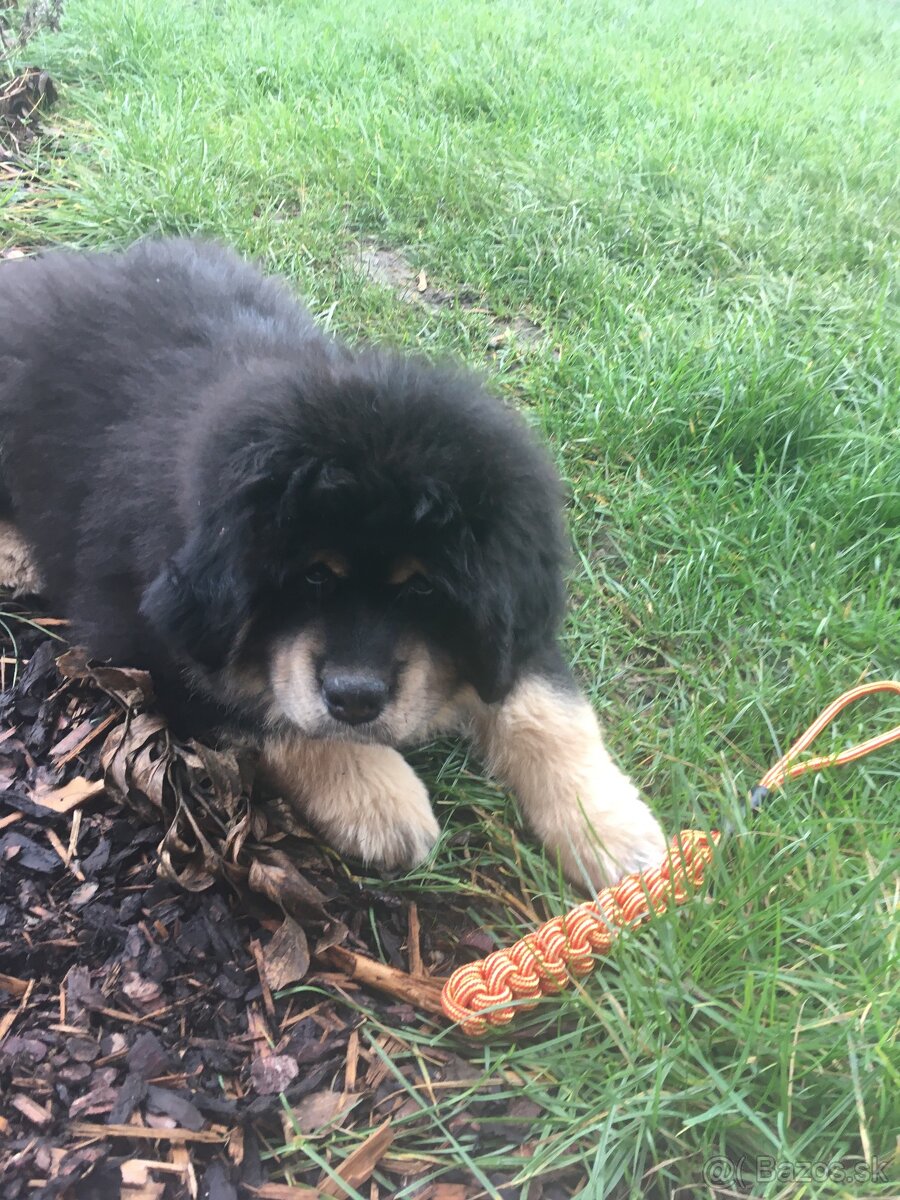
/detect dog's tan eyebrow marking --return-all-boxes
[388,556,429,585]
[307,551,350,577]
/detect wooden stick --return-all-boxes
[318,947,444,1016]
[70,1122,229,1145]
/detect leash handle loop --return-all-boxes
[758,680,900,792]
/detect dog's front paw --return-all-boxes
[538,773,668,892]
[577,789,668,890]
[303,743,439,872]
[334,765,439,873]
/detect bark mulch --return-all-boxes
[1,605,556,1200]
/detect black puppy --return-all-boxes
[0,239,665,883]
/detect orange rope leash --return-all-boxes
[441,680,900,1036]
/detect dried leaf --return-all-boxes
[129,742,169,810]
[263,916,310,990]
[260,794,314,839]
[101,714,169,815]
[57,648,154,707]
[290,1090,358,1135]
[248,850,329,922]
[157,803,223,892]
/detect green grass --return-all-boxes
[5,0,900,1194]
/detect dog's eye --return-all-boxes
[304,563,335,587]
[404,573,433,597]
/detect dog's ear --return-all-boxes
[462,580,518,703]
[140,443,324,668]
[139,507,254,671]
[452,530,566,705]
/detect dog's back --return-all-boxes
[0,239,319,662]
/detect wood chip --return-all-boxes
[247,1186,321,1199]
[0,1009,20,1039]
[251,1054,299,1096]
[169,1144,198,1200]
[70,1122,228,1144]
[250,937,276,1021]
[407,902,423,976]
[66,806,83,864]
[51,711,118,766]
[344,1028,360,1093]
[11,1094,53,1126]
[45,825,85,877]
[30,776,105,814]
[121,1160,167,1200]
[0,973,30,998]
[319,1120,394,1197]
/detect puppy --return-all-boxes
[0,238,665,886]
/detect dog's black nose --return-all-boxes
[322,669,388,725]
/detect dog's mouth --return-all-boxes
[268,692,446,750]
[300,714,401,746]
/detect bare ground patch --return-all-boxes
[346,239,547,354]
[0,0,63,243]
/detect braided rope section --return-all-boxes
[441,829,720,1035]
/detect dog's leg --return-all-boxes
[260,735,440,871]
[0,520,42,595]
[473,673,666,890]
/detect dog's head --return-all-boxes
[140,351,568,743]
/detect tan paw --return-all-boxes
[547,781,668,892]
[323,747,440,871]
[263,737,439,872]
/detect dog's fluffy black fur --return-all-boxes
[0,238,570,734]
[1,239,668,882]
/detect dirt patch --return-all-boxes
[0,2,63,211]
[17,1,65,46]
[0,65,57,164]
[350,243,455,310]
[347,239,547,354]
